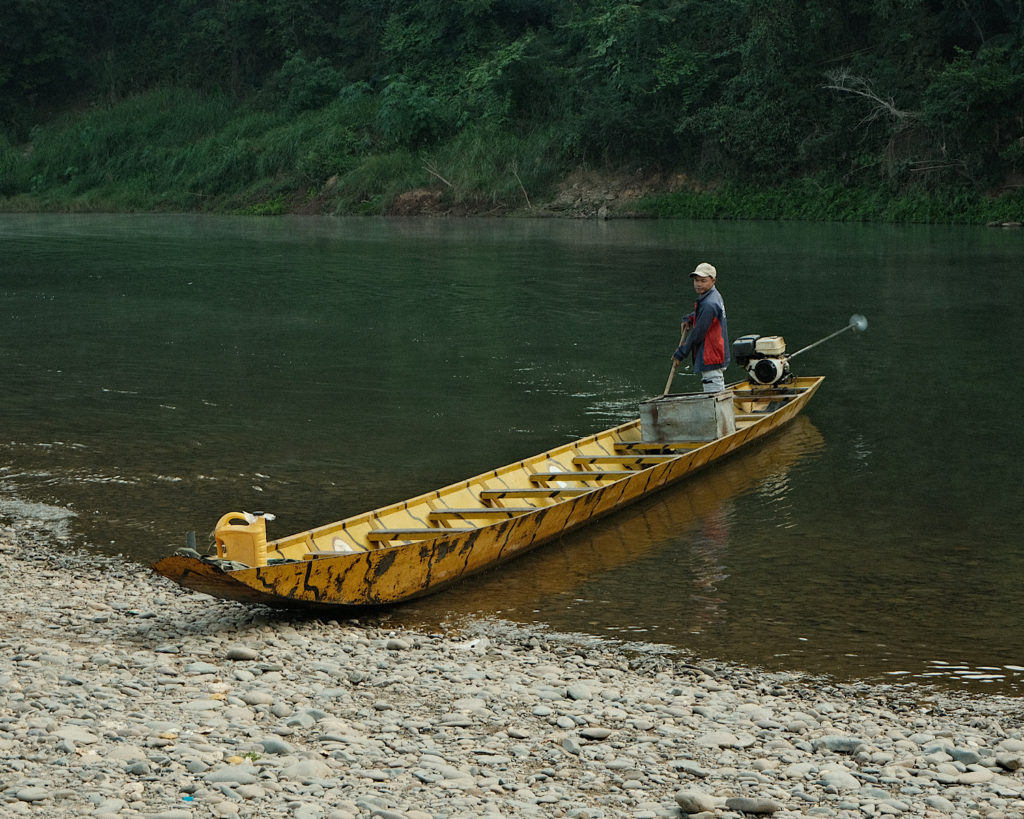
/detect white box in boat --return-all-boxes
[755,335,786,355]
[639,391,736,442]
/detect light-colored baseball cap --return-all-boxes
[689,262,717,279]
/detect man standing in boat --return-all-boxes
[673,262,730,392]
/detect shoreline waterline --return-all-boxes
[1,525,1023,819]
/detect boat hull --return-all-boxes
[153,378,823,607]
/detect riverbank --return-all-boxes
[4,84,1022,225]
[5,168,1023,224]
[2,525,1023,819]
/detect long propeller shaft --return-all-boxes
[787,314,867,360]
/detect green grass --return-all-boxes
[423,124,567,208]
[329,150,426,214]
[634,180,1024,224]
[3,87,1021,223]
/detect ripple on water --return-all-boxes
[907,660,1024,689]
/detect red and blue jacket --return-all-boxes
[674,286,730,373]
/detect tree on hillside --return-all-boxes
[0,0,86,133]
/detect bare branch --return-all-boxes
[422,161,454,189]
[823,69,919,129]
[510,164,532,209]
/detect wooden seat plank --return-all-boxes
[428,507,537,520]
[614,442,700,453]
[479,487,592,499]
[572,454,678,466]
[732,388,805,401]
[367,527,474,543]
[529,471,633,482]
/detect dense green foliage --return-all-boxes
[2,0,1022,220]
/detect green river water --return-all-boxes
[2,213,1022,693]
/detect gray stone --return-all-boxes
[924,795,956,814]
[725,797,779,815]
[240,690,275,706]
[673,760,711,778]
[567,684,591,701]
[259,737,294,754]
[958,768,993,784]
[696,730,738,748]
[204,766,260,785]
[812,735,863,753]
[55,726,100,745]
[281,758,332,780]
[185,661,221,674]
[949,747,982,765]
[16,787,49,802]
[674,791,718,814]
[284,711,316,728]
[819,769,860,791]
[182,698,223,711]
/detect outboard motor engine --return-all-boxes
[732,315,868,387]
[733,334,791,386]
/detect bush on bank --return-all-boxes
[1,86,1021,223]
[634,180,1024,224]
[0,88,567,217]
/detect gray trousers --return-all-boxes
[700,368,725,392]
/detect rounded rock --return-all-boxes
[725,796,779,815]
[259,737,294,754]
[675,790,718,814]
[812,735,863,753]
[204,766,260,785]
[281,758,333,780]
[567,684,592,701]
[16,786,49,802]
[820,769,860,791]
[958,768,993,784]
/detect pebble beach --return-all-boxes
[2,525,1023,819]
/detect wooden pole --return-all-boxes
[662,327,690,396]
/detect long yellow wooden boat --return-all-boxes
[153,377,823,608]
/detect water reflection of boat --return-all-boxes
[403,414,824,619]
[153,377,824,607]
